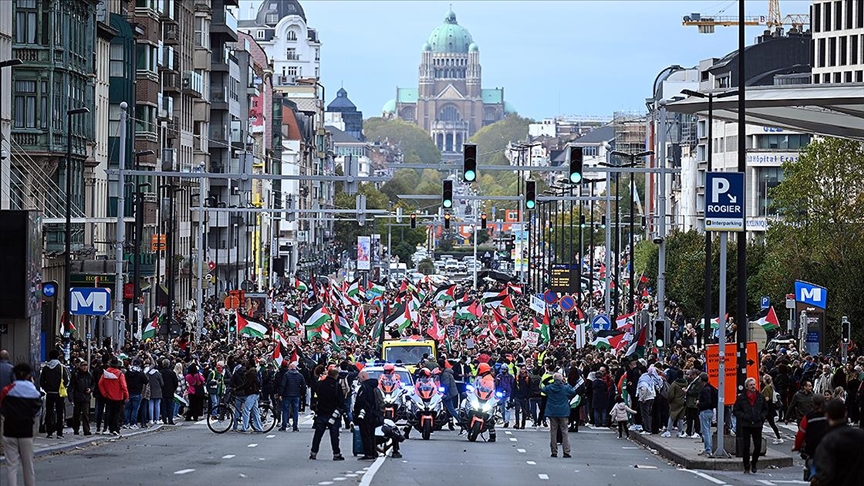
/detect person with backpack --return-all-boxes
[40,349,70,439]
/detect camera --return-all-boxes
[652,235,664,244]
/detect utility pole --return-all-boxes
[657,101,668,349]
[195,165,205,343]
[114,102,128,348]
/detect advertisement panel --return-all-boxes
[357,236,371,270]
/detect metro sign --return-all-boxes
[69,287,112,316]
[794,280,827,309]
[705,172,745,232]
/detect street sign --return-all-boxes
[69,287,112,316]
[42,282,57,298]
[760,296,770,309]
[591,314,611,332]
[543,291,558,305]
[794,280,827,309]
[705,172,745,232]
[706,341,759,404]
[559,295,576,312]
[785,293,796,309]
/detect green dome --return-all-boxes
[504,101,517,114]
[468,43,479,52]
[382,99,396,114]
[427,9,474,53]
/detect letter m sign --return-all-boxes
[794,280,827,310]
[69,287,112,316]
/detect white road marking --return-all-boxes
[517,449,526,453]
[174,469,196,475]
[222,454,235,459]
[509,438,518,442]
[248,443,258,448]
[258,458,265,461]
[333,478,346,482]
[634,465,657,469]
[622,446,639,449]
[538,474,549,480]
[772,482,809,485]
[319,482,334,485]
[358,455,386,486]
[344,474,358,478]
[266,434,276,438]
[505,431,512,435]
[354,470,366,474]
[526,461,536,465]
[680,469,728,485]
[757,481,776,486]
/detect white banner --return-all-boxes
[521,330,539,347]
[530,295,546,314]
[357,236,371,270]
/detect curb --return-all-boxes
[1,424,167,464]
[630,432,794,471]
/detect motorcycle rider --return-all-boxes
[474,363,497,442]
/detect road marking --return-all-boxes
[680,469,728,485]
[222,454,235,459]
[345,474,358,478]
[757,481,776,486]
[358,455,386,486]
[634,465,657,469]
[509,438,518,442]
[174,469,196,475]
[622,446,639,449]
[538,474,549,480]
[319,482,334,485]
[526,461,536,465]
[354,470,366,474]
[266,434,276,438]
[333,478,347,482]
[248,443,258,448]
[258,458,266,461]
[517,449,526,453]
[505,431,512,435]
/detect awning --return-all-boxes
[668,83,864,142]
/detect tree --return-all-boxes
[761,137,864,343]
[364,117,441,165]
[417,258,435,275]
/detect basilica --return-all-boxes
[382,9,515,157]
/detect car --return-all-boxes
[456,262,467,273]
[445,259,459,273]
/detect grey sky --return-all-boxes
[238,1,812,120]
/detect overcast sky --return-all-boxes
[237,0,812,120]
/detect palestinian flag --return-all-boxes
[568,316,581,333]
[455,301,478,321]
[591,336,613,349]
[303,303,333,340]
[284,309,302,332]
[386,303,413,332]
[700,314,729,329]
[427,312,443,342]
[484,294,515,310]
[533,309,550,344]
[273,343,286,366]
[347,278,365,300]
[272,327,289,348]
[238,314,268,338]
[615,312,637,329]
[142,316,159,340]
[353,308,365,335]
[624,326,647,358]
[507,282,523,295]
[432,284,456,303]
[59,311,76,335]
[481,289,506,302]
[751,306,780,331]
[294,278,308,292]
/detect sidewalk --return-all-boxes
[0,422,173,464]
[630,431,794,471]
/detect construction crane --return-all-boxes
[683,0,809,34]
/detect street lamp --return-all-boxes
[132,149,154,334]
[63,106,90,337]
[0,58,22,210]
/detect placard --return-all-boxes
[521,330,539,347]
[530,295,546,314]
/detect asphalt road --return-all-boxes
[11,415,810,486]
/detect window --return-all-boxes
[858,0,864,28]
[835,1,842,30]
[756,134,811,150]
[756,167,784,217]
[13,80,36,128]
[136,44,157,73]
[286,66,298,76]
[286,48,296,60]
[852,35,859,65]
[829,37,837,66]
[847,0,854,28]
[825,1,832,31]
[315,48,320,61]
[286,30,297,41]
[15,0,37,44]
[256,30,264,39]
[818,38,826,68]
[840,36,848,65]
[194,17,209,49]
[135,105,155,134]
[109,104,122,135]
[265,12,278,24]
[813,2,821,32]
[110,43,126,77]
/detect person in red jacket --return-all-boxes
[98,358,129,436]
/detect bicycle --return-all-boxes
[207,389,277,434]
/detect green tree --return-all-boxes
[364,117,441,165]
[761,137,864,343]
[417,258,435,275]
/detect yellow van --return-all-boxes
[381,339,437,372]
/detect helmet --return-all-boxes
[420,368,431,377]
[477,363,492,375]
[383,363,395,373]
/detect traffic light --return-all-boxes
[463,143,477,183]
[444,213,451,229]
[641,216,647,227]
[525,180,536,209]
[410,213,417,229]
[568,146,583,184]
[442,179,453,208]
[842,316,851,344]
[579,214,586,228]
[480,213,487,229]
[601,215,606,227]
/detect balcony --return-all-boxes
[211,47,230,72]
[164,23,179,45]
[182,71,204,98]
[165,116,179,139]
[158,95,174,120]
[162,71,181,93]
[212,8,238,41]
[210,85,228,111]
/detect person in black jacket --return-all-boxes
[159,359,179,425]
[309,368,345,460]
[697,373,717,457]
[811,398,864,486]
[40,349,69,438]
[733,377,769,473]
[70,360,94,436]
[513,367,532,430]
[123,359,147,429]
[354,369,389,459]
[0,363,43,486]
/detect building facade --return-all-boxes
[811,0,864,83]
[382,9,514,156]
[326,87,362,140]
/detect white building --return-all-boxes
[811,0,864,84]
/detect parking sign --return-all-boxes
[705,172,745,232]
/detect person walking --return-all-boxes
[591,369,611,428]
[70,360,93,436]
[810,398,864,485]
[309,367,345,461]
[123,359,146,429]
[145,362,164,427]
[792,394,828,481]
[0,363,42,486]
[239,360,264,433]
[496,366,514,428]
[40,349,69,438]
[98,358,128,436]
[513,367,532,430]
[278,361,306,432]
[697,372,717,457]
[354,369,386,460]
[437,359,460,431]
[609,395,637,439]
[159,359,178,425]
[541,372,576,458]
[0,349,13,439]
[733,377,769,474]
[761,374,783,444]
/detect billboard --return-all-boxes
[357,236,371,270]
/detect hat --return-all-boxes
[638,358,647,367]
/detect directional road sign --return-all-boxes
[69,287,112,316]
[705,172,745,232]
[591,314,611,332]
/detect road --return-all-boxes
[8,412,812,486]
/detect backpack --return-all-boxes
[339,376,350,399]
[656,380,669,400]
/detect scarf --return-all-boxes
[746,389,758,406]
